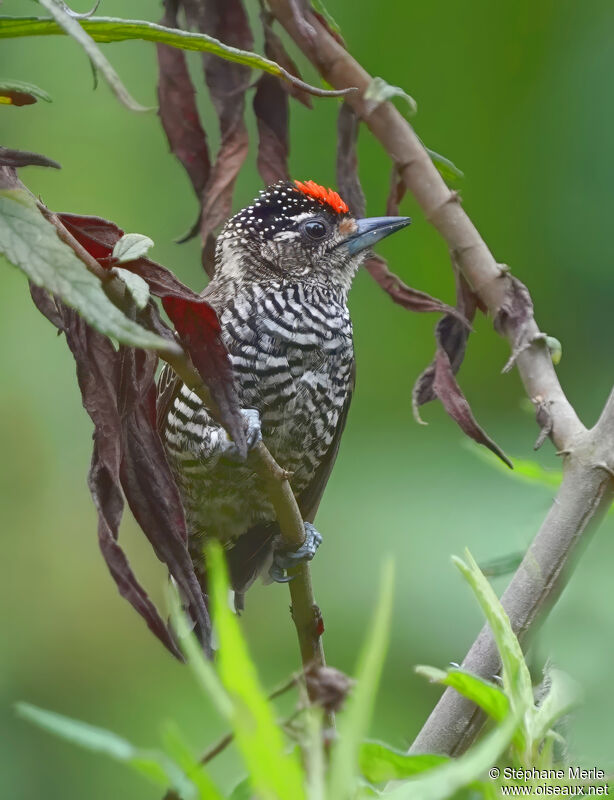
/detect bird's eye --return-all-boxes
[303,219,327,240]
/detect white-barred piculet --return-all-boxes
[157,179,410,611]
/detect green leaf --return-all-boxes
[468,443,562,490]
[529,668,581,746]
[328,559,395,800]
[0,16,348,99]
[384,712,518,800]
[15,702,197,799]
[0,78,51,105]
[364,76,417,115]
[112,267,150,310]
[453,551,533,717]
[161,722,226,800]
[415,666,509,722]
[360,741,448,783]
[311,0,342,35]
[545,336,562,365]
[34,2,151,112]
[0,188,171,350]
[207,541,306,800]
[167,586,232,721]
[112,232,154,264]
[424,147,464,184]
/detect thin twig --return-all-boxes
[267,0,614,755]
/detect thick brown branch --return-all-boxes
[267,0,614,756]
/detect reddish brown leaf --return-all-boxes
[162,296,246,457]
[336,103,366,218]
[494,275,534,371]
[365,254,470,325]
[156,0,212,200]
[262,16,312,108]
[304,663,353,714]
[253,73,290,185]
[183,0,252,276]
[433,347,512,468]
[30,289,185,658]
[0,147,60,170]
[57,212,245,452]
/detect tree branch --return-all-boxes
[267,0,614,754]
[38,199,327,684]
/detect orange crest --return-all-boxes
[293,180,349,214]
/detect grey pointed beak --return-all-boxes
[344,215,411,255]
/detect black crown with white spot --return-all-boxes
[219,180,350,244]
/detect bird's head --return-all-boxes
[214,179,411,294]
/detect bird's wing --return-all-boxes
[156,363,183,435]
[297,358,356,523]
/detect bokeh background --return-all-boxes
[2,0,614,796]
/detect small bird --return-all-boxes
[157,180,410,610]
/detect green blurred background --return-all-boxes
[2,0,614,796]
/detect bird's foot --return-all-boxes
[269,522,322,583]
[220,408,262,462]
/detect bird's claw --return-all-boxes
[269,522,322,583]
[220,408,262,462]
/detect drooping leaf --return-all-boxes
[207,542,306,800]
[453,550,534,716]
[15,703,197,798]
[56,212,245,452]
[253,71,290,184]
[311,0,343,38]
[185,0,251,277]
[156,0,212,243]
[29,291,185,658]
[261,16,313,108]
[336,103,366,217]
[0,16,352,98]
[0,78,51,105]
[431,347,512,468]
[0,146,60,169]
[415,666,509,722]
[360,742,448,784]
[34,1,151,112]
[365,254,471,324]
[335,105,466,326]
[364,76,417,116]
[385,713,518,800]
[328,560,395,800]
[112,232,154,263]
[0,188,168,350]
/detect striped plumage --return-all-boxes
[157,180,409,601]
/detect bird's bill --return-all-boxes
[344,216,411,255]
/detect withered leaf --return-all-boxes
[262,16,312,108]
[156,0,211,200]
[304,662,354,714]
[30,288,185,657]
[432,347,512,468]
[188,0,252,276]
[336,103,366,218]
[0,147,60,170]
[364,254,470,325]
[495,275,534,372]
[57,212,245,451]
[253,73,290,185]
